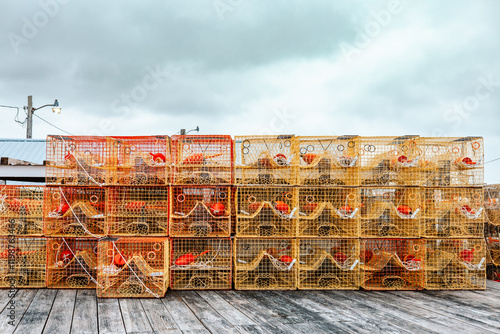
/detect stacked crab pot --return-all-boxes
[169,135,233,290]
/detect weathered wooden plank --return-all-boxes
[0,289,18,313]
[162,292,209,333]
[97,298,126,334]
[196,290,254,326]
[71,289,98,334]
[0,289,37,334]
[141,298,181,334]
[177,291,239,333]
[13,289,57,334]
[119,298,153,334]
[43,290,77,334]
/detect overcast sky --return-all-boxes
[1,1,499,182]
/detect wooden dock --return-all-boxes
[1,281,499,334]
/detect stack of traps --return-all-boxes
[485,184,500,281]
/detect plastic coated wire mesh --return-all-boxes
[171,135,233,185]
[170,238,232,290]
[97,237,168,298]
[236,186,298,237]
[46,237,99,289]
[297,136,360,186]
[106,187,169,236]
[234,238,297,290]
[0,237,46,288]
[170,186,231,237]
[421,187,484,238]
[298,187,360,238]
[361,238,424,290]
[360,187,421,238]
[0,185,44,236]
[235,135,298,185]
[297,238,360,290]
[419,137,484,187]
[484,184,500,226]
[425,238,486,290]
[44,187,106,237]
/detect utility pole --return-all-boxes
[26,95,33,139]
[180,129,186,135]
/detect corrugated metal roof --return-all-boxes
[0,138,46,164]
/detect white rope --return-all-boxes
[0,194,7,213]
[59,187,102,238]
[58,135,105,187]
[61,238,104,289]
[111,241,160,298]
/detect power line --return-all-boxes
[0,104,27,127]
[485,157,500,164]
[33,113,75,136]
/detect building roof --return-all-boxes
[0,138,46,165]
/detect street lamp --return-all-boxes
[180,126,200,135]
[25,95,61,138]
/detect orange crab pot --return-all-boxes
[0,185,44,236]
[171,135,234,185]
[170,186,231,237]
[97,237,169,298]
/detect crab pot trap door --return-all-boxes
[361,238,424,290]
[297,136,360,186]
[485,184,500,226]
[298,239,360,290]
[234,238,297,290]
[236,187,298,237]
[425,239,486,290]
[235,135,298,185]
[97,237,168,298]
[44,187,106,237]
[359,136,423,186]
[0,185,44,236]
[170,186,231,237]
[107,187,169,236]
[170,238,232,290]
[420,137,484,187]
[107,136,170,186]
[421,187,484,238]
[46,238,99,289]
[298,187,360,238]
[171,135,233,185]
[485,223,500,281]
[46,135,109,186]
[360,187,421,238]
[0,237,46,288]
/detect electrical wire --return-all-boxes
[485,157,500,164]
[33,113,74,136]
[0,104,27,127]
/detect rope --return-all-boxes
[58,187,102,238]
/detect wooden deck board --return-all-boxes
[0,282,499,333]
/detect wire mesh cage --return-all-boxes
[236,186,298,237]
[298,238,360,290]
[235,135,298,185]
[360,187,421,238]
[298,187,360,238]
[97,237,168,298]
[297,136,360,186]
[420,137,484,187]
[171,135,233,185]
[421,187,484,238]
[359,136,423,186]
[46,237,99,289]
[485,223,500,281]
[0,237,46,288]
[44,187,106,237]
[425,239,486,290]
[361,238,424,290]
[234,238,297,290]
[0,185,44,236]
[46,135,109,186]
[107,187,169,236]
[485,184,500,226]
[107,136,170,186]
[170,238,232,290]
[170,186,231,237]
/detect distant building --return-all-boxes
[0,138,45,184]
